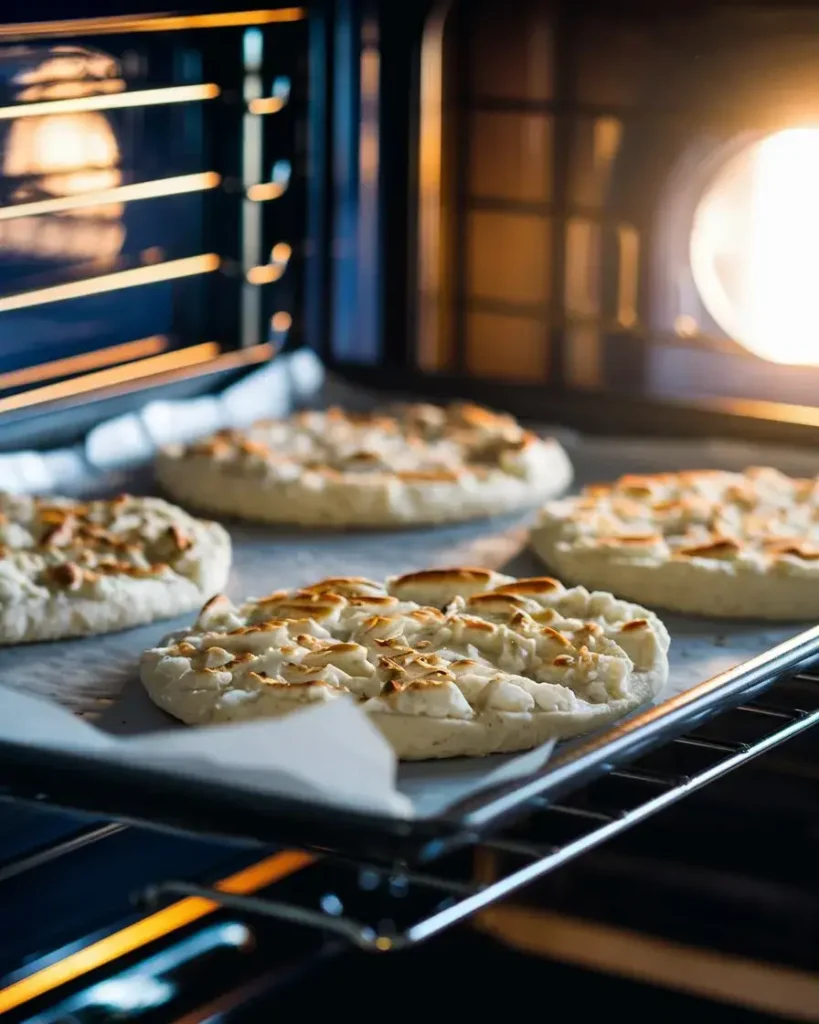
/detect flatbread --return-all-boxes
[155,402,573,527]
[0,492,231,644]
[531,467,819,620]
[140,567,669,759]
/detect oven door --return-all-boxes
[0,0,320,453]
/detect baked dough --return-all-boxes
[0,492,231,644]
[140,567,669,759]
[531,467,819,620]
[155,403,573,527]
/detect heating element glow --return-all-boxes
[691,127,819,365]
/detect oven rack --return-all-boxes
[132,669,819,952]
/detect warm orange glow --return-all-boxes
[691,127,819,365]
[247,264,284,284]
[0,343,220,414]
[477,905,819,1021]
[0,172,221,222]
[0,253,219,315]
[0,10,306,41]
[248,96,286,115]
[0,851,313,1015]
[271,242,292,263]
[17,79,126,103]
[0,83,219,121]
[271,311,292,332]
[247,182,285,201]
[2,343,275,416]
[0,336,167,391]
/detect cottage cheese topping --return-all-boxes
[141,567,669,758]
[0,492,231,643]
[155,403,573,527]
[531,468,819,620]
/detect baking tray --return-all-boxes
[2,433,819,864]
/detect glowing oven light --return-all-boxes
[690,127,819,366]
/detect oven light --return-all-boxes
[690,127,819,365]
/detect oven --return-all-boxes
[2,2,819,1021]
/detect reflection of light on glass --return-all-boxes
[0,171,221,222]
[0,253,219,313]
[247,263,283,283]
[271,311,292,332]
[691,127,819,365]
[18,79,126,102]
[0,82,219,121]
[674,313,698,338]
[0,852,310,1015]
[247,159,291,201]
[271,241,291,263]
[0,336,167,391]
[0,10,305,42]
[5,113,120,178]
[2,102,124,259]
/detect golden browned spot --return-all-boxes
[621,618,649,632]
[452,402,510,430]
[771,544,819,561]
[189,438,231,457]
[468,592,525,608]
[344,450,381,463]
[167,524,192,553]
[598,534,660,545]
[40,516,76,548]
[509,611,533,628]
[378,657,407,678]
[552,654,575,666]
[409,607,445,622]
[38,507,72,526]
[531,608,556,623]
[361,614,398,632]
[254,590,290,606]
[301,576,380,593]
[229,652,255,664]
[542,626,572,646]
[396,469,460,483]
[348,597,398,610]
[200,593,229,616]
[0,544,8,558]
[493,577,560,596]
[392,566,494,587]
[584,483,612,498]
[47,563,83,589]
[677,539,740,558]
[248,670,334,690]
[461,616,496,632]
[238,439,271,458]
[577,621,604,636]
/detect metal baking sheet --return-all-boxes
[1,430,818,858]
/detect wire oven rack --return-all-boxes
[2,645,819,956]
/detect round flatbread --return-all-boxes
[531,467,819,620]
[0,492,231,644]
[155,402,573,527]
[140,567,669,759]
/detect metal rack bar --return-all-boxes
[0,822,124,884]
[141,702,819,952]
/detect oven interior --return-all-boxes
[1,1,819,1021]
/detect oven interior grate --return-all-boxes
[134,667,818,951]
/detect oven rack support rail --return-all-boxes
[142,674,819,952]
